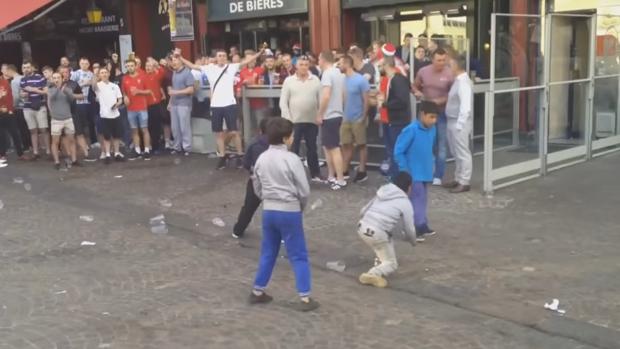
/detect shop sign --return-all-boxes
[78,15,120,34]
[169,0,195,42]
[208,0,308,22]
[0,31,22,42]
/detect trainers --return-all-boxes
[450,184,471,193]
[343,171,350,180]
[115,153,125,162]
[0,157,6,163]
[235,156,244,169]
[424,229,437,237]
[216,156,227,170]
[184,151,190,157]
[99,152,107,160]
[443,181,459,189]
[54,163,61,170]
[415,235,426,243]
[143,152,151,161]
[359,273,388,288]
[0,162,7,168]
[330,181,347,191]
[104,156,112,165]
[18,155,32,161]
[71,161,82,167]
[432,178,442,186]
[84,153,98,162]
[353,171,368,183]
[249,292,273,305]
[293,298,320,312]
[128,149,141,161]
[311,176,327,184]
[232,231,242,239]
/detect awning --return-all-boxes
[0,0,55,31]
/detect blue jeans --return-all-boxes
[254,210,311,297]
[127,110,149,129]
[387,123,406,179]
[409,181,429,234]
[434,113,448,180]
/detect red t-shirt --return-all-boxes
[144,67,166,106]
[239,66,266,109]
[0,78,13,112]
[121,73,148,111]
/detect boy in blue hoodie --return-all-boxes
[394,101,439,242]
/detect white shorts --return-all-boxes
[51,119,75,136]
[23,108,48,130]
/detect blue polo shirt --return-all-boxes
[344,72,370,122]
[19,73,47,109]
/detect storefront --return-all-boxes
[206,0,310,53]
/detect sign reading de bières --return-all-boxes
[208,0,308,22]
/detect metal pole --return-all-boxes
[483,14,497,194]
[242,85,252,146]
[253,31,258,51]
[585,14,596,159]
[541,14,552,175]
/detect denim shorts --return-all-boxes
[211,105,238,133]
[127,110,149,129]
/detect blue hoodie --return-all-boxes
[394,120,436,182]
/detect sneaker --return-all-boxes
[71,161,82,167]
[415,235,426,243]
[91,142,101,149]
[432,178,442,186]
[235,156,244,169]
[311,176,327,184]
[54,163,61,170]
[353,171,368,183]
[84,153,98,162]
[293,298,320,312]
[330,181,347,191]
[17,155,32,161]
[216,157,227,170]
[104,156,112,165]
[128,149,141,161]
[0,163,7,168]
[170,149,178,155]
[424,229,437,237]
[343,171,350,180]
[99,152,107,160]
[0,157,7,163]
[450,184,471,194]
[165,140,174,150]
[442,181,459,189]
[249,292,273,305]
[232,231,242,239]
[359,273,388,288]
[143,152,151,161]
[184,151,190,157]
[32,153,40,161]
[327,177,337,184]
[115,153,125,162]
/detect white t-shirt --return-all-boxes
[200,63,240,108]
[96,81,122,119]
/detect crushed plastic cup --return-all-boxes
[310,198,324,210]
[23,183,32,191]
[326,261,346,272]
[79,215,94,222]
[114,175,123,179]
[80,241,96,246]
[544,298,566,315]
[158,199,173,208]
[12,177,24,184]
[212,217,226,227]
[149,214,168,234]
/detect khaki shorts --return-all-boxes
[23,108,49,130]
[340,119,367,145]
[50,119,75,136]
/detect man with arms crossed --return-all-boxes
[280,55,323,181]
[317,50,347,190]
[121,59,153,160]
[177,47,264,169]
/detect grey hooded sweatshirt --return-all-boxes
[360,183,416,244]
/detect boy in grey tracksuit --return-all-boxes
[358,171,416,288]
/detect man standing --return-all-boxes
[59,66,87,159]
[383,57,412,180]
[0,71,28,164]
[317,50,347,190]
[93,67,124,163]
[340,55,370,183]
[178,47,264,168]
[413,48,453,186]
[280,55,322,181]
[349,47,375,84]
[71,58,98,148]
[239,49,267,131]
[3,64,30,152]
[121,59,153,160]
[278,54,296,84]
[445,56,473,193]
[167,54,195,156]
[396,33,413,65]
[144,59,167,152]
[47,72,78,170]
[20,61,50,159]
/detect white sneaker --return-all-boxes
[0,163,7,168]
[432,178,442,186]
[99,152,107,160]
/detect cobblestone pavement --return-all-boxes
[0,152,619,349]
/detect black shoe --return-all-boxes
[71,161,82,167]
[54,163,61,170]
[128,149,141,161]
[104,156,111,165]
[217,157,227,170]
[143,151,151,161]
[293,298,320,312]
[84,154,97,162]
[353,171,368,183]
[115,153,125,162]
[249,292,273,304]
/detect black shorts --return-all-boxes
[321,117,342,149]
[161,102,171,126]
[74,104,92,136]
[211,105,238,133]
[101,117,123,140]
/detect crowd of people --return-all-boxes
[0,32,474,311]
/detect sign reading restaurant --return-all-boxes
[208,0,308,22]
